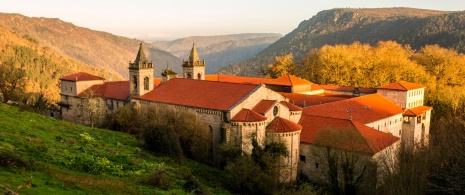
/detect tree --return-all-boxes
[263,54,296,78]
[77,89,105,127]
[312,128,375,195]
[0,61,26,103]
[142,122,183,163]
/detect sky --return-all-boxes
[0,0,464,40]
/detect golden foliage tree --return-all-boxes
[264,54,296,78]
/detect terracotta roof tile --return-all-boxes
[299,115,399,154]
[403,106,433,116]
[60,72,104,81]
[231,109,267,122]
[377,81,424,91]
[267,117,302,133]
[319,84,377,94]
[252,100,277,115]
[154,78,162,87]
[279,92,350,107]
[204,74,318,88]
[280,101,303,111]
[302,94,403,124]
[77,81,130,101]
[133,78,259,111]
[275,75,314,86]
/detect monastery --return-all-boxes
[59,43,432,183]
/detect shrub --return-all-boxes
[140,168,173,190]
[0,150,32,170]
[141,122,183,163]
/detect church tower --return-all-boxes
[182,43,205,80]
[129,43,154,96]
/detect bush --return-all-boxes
[142,122,183,163]
[0,150,33,170]
[140,168,173,190]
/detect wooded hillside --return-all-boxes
[0,13,182,78]
[219,8,465,76]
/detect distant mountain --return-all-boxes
[0,13,182,78]
[218,8,465,76]
[151,33,281,73]
[0,25,119,102]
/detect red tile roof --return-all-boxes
[204,74,318,89]
[274,75,314,86]
[280,101,303,111]
[252,100,277,115]
[299,115,399,154]
[319,84,377,94]
[377,81,424,91]
[279,92,350,107]
[231,109,267,122]
[267,117,302,133]
[60,72,104,81]
[133,78,260,111]
[77,81,130,101]
[154,78,162,87]
[403,106,433,116]
[302,94,403,124]
[205,74,276,85]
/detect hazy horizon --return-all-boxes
[1,0,465,41]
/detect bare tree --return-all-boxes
[77,89,105,127]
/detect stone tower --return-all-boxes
[129,43,154,96]
[182,43,205,80]
[161,64,178,83]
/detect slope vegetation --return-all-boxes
[0,13,182,78]
[0,104,229,194]
[152,33,281,73]
[219,8,465,76]
[0,26,119,103]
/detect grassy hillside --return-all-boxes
[0,26,120,103]
[0,13,182,78]
[151,33,281,73]
[0,104,229,194]
[218,8,465,76]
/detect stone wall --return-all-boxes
[267,130,301,183]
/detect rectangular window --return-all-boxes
[299,155,306,163]
[399,130,402,136]
[315,162,319,169]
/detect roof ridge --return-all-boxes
[397,81,408,90]
[171,77,260,86]
[350,121,375,154]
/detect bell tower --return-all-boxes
[129,43,154,96]
[182,43,205,80]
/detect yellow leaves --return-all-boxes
[300,41,438,88]
[266,54,296,78]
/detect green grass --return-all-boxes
[0,103,230,194]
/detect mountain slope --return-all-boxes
[0,26,120,103]
[218,8,465,76]
[0,103,229,194]
[0,13,182,78]
[151,33,281,73]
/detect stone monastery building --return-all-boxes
[59,43,432,183]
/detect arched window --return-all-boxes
[197,73,201,80]
[144,77,149,90]
[273,106,278,116]
[132,75,137,90]
[186,73,192,79]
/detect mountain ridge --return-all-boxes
[218,8,465,76]
[151,33,282,73]
[0,13,182,78]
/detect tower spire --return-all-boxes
[134,42,148,65]
[188,43,199,64]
